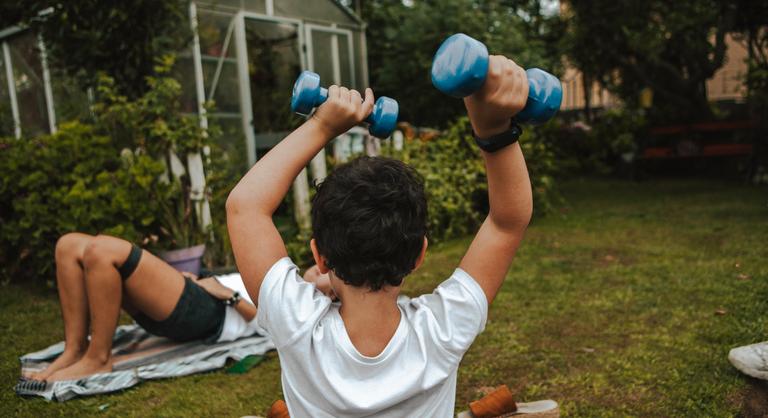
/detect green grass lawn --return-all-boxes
[2,179,767,417]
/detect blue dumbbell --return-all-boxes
[431,33,562,125]
[290,71,399,138]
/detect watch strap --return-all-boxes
[473,121,523,153]
[225,291,241,306]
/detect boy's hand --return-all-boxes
[463,55,529,139]
[312,86,375,138]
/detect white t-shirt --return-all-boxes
[257,257,488,418]
[214,273,265,342]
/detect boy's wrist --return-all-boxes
[307,114,344,141]
[472,119,512,140]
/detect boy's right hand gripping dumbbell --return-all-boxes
[311,86,375,139]
[463,56,529,140]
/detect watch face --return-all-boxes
[229,292,241,306]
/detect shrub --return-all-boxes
[0,122,171,282]
[387,117,560,242]
[546,108,646,175]
[92,56,213,250]
[0,56,217,284]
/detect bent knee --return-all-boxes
[55,233,93,261]
[82,235,126,268]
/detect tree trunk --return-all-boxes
[582,72,593,122]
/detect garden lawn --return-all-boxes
[2,179,767,417]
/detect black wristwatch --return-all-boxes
[225,291,241,306]
[473,121,523,153]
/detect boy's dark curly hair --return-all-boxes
[311,156,428,291]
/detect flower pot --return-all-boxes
[161,244,206,275]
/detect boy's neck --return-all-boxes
[332,275,402,357]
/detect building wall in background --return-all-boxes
[560,34,751,112]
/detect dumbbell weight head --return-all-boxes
[431,33,562,125]
[366,96,399,139]
[290,70,399,138]
[515,68,563,125]
[291,71,327,116]
[431,33,489,98]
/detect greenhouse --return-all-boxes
[0,0,370,169]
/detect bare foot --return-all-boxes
[46,356,113,381]
[25,348,86,381]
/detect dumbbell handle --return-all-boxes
[291,71,398,138]
[309,87,377,125]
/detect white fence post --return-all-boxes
[334,133,351,163]
[392,130,404,151]
[365,135,380,157]
[292,167,312,232]
[310,148,327,184]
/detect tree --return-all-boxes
[563,0,737,123]
[360,0,563,127]
[731,0,768,119]
[0,1,190,99]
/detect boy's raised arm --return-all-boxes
[226,87,374,305]
[459,56,533,305]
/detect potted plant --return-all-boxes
[157,150,211,275]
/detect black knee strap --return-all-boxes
[118,244,142,281]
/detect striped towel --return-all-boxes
[15,324,275,402]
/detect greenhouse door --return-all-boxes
[235,14,305,166]
[305,25,355,88]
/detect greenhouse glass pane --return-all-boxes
[202,59,240,113]
[197,0,266,14]
[0,48,13,137]
[311,30,335,84]
[210,116,248,173]
[197,11,240,115]
[50,69,90,123]
[8,33,48,137]
[275,1,356,24]
[244,19,301,134]
[173,56,199,113]
[337,33,353,87]
[351,31,367,89]
[198,12,237,60]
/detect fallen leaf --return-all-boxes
[715,309,727,316]
[604,255,616,262]
[581,347,596,353]
[737,273,750,280]
[734,262,741,269]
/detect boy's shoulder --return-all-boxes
[396,269,489,354]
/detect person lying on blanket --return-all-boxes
[24,233,332,382]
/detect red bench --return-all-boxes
[641,120,755,159]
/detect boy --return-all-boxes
[227,55,531,416]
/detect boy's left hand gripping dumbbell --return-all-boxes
[291,71,399,138]
[311,85,376,138]
[464,56,529,139]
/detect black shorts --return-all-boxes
[120,245,225,343]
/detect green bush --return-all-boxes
[0,56,218,284]
[546,108,646,175]
[387,117,560,242]
[92,56,213,250]
[0,122,171,282]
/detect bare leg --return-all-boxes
[48,235,185,381]
[27,233,93,380]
